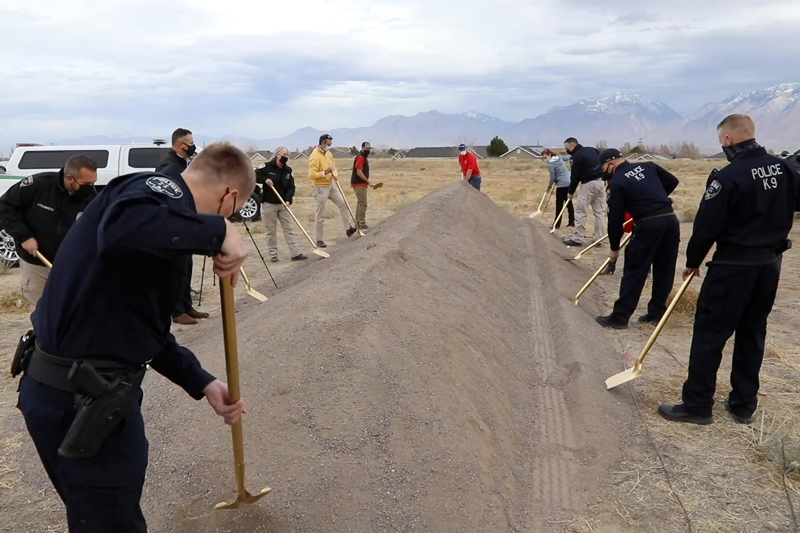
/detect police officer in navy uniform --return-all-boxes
[156,127,208,325]
[15,142,254,532]
[594,149,680,329]
[0,155,98,311]
[659,114,800,425]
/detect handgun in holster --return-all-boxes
[10,330,35,378]
[776,239,792,255]
[57,361,147,459]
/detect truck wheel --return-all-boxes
[0,229,19,268]
[238,193,261,222]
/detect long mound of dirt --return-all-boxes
[142,181,639,532]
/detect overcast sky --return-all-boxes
[1,0,799,146]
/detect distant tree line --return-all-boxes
[596,139,704,159]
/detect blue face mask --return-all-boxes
[324,146,333,152]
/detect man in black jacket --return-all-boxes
[256,147,307,262]
[562,138,607,247]
[594,149,680,329]
[659,114,800,425]
[156,128,207,325]
[0,155,98,311]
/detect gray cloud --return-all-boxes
[0,0,799,147]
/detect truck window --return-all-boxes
[128,147,172,169]
[18,150,110,170]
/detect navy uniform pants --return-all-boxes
[17,375,148,532]
[172,256,193,318]
[681,260,781,417]
[610,214,680,323]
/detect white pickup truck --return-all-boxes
[0,143,262,264]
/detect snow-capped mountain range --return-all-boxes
[56,83,800,152]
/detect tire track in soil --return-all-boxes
[524,223,578,514]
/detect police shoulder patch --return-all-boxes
[146,176,183,199]
[19,175,34,187]
[704,179,722,201]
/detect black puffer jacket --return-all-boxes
[256,160,296,204]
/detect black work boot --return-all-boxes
[657,404,713,425]
[638,313,661,325]
[346,227,357,237]
[724,398,753,424]
[595,315,628,329]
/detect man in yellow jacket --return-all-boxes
[308,134,356,246]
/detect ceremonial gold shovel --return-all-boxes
[605,272,696,390]
[573,232,632,305]
[35,251,53,269]
[372,182,384,190]
[573,218,634,260]
[549,198,572,234]
[332,173,365,237]
[529,188,552,219]
[238,267,268,302]
[267,184,330,258]
[216,275,272,509]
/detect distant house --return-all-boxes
[403,146,485,159]
[499,145,548,160]
[247,150,274,167]
[291,151,309,160]
[390,150,407,160]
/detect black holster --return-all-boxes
[58,362,147,459]
[777,239,792,255]
[10,330,35,378]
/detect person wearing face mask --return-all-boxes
[659,114,800,426]
[14,142,253,532]
[458,144,482,190]
[156,128,207,325]
[592,148,680,330]
[351,141,376,230]
[542,149,574,228]
[0,155,98,312]
[256,147,307,262]
[309,134,357,247]
[562,137,606,247]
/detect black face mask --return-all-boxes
[722,139,758,162]
[362,149,371,157]
[279,156,288,165]
[184,143,197,157]
[72,184,95,200]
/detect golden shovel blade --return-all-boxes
[215,487,272,510]
[605,364,643,390]
[373,182,384,190]
[528,210,543,219]
[312,248,331,258]
[239,268,268,302]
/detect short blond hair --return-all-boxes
[188,141,255,195]
[717,114,756,139]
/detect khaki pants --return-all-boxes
[20,259,50,311]
[354,186,368,226]
[569,179,607,244]
[262,203,301,258]
[313,184,351,242]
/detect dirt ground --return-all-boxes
[0,157,798,532]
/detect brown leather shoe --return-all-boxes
[172,313,198,325]
[187,307,209,319]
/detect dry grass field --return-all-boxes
[0,157,798,532]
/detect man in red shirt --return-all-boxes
[350,141,375,230]
[458,144,482,190]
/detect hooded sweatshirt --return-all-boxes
[547,156,570,188]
